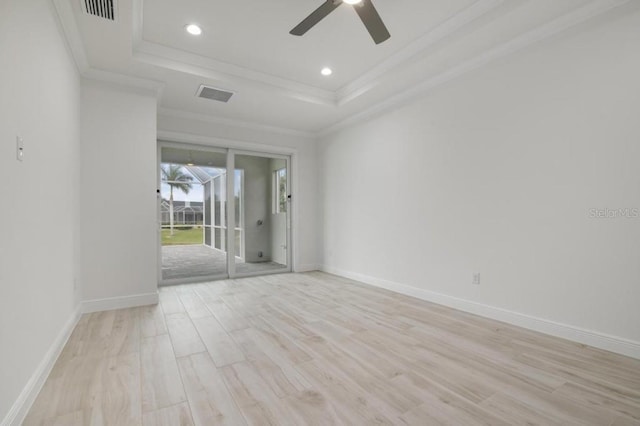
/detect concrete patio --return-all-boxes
[161,244,286,280]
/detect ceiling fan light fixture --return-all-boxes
[321,67,333,76]
[185,24,202,36]
[290,0,390,44]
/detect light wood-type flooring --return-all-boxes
[24,272,640,425]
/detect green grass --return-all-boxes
[161,227,204,246]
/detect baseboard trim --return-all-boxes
[1,307,81,426]
[81,291,159,314]
[320,265,640,360]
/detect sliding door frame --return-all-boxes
[228,149,293,279]
[158,141,230,286]
[157,139,294,286]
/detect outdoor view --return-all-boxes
[160,164,205,246]
[160,161,242,280]
[160,164,242,246]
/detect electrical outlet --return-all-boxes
[472,273,481,285]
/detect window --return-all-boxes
[273,168,287,214]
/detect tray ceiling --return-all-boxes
[54,0,635,134]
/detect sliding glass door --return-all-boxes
[159,144,290,284]
[232,153,289,275]
[159,147,228,281]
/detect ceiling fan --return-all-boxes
[290,0,391,45]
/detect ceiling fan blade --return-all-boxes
[353,0,390,44]
[290,0,342,36]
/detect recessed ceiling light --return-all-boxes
[321,67,333,76]
[185,24,202,36]
[343,0,362,4]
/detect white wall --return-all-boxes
[80,80,159,307]
[158,113,319,271]
[0,0,81,422]
[319,10,640,353]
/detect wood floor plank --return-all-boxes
[220,361,297,426]
[283,389,345,425]
[552,382,640,421]
[244,321,312,365]
[141,334,187,413]
[142,402,194,426]
[159,288,186,315]
[25,353,142,426]
[139,304,168,338]
[515,340,640,391]
[53,314,92,365]
[177,352,247,426]
[206,299,251,332]
[176,288,212,320]
[165,312,207,358]
[479,386,616,425]
[294,359,398,424]
[91,353,143,425]
[28,411,85,426]
[24,272,640,425]
[401,324,567,393]
[192,315,245,367]
[517,351,640,401]
[23,355,102,425]
[230,327,311,397]
[611,416,640,426]
[296,334,421,414]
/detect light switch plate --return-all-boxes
[16,136,24,161]
[472,272,481,285]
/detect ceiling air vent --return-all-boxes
[82,0,116,21]
[196,85,234,103]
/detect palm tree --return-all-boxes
[161,164,193,235]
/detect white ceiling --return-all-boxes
[57,0,636,134]
[142,0,476,91]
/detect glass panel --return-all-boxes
[232,154,288,275]
[234,170,242,228]
[204,181,211,226]
[213,177,221,226]
[235,229,242,258]
[204,226,212,246]
[276,168,287,213]
[160,147,227,281]
[213,228,220,249]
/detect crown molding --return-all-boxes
[157,130,303,156]
[158,107,316,140]
[321,0,631,137]
[83,68,165,97]
[51,0,90,73]
[335,0,507,106]
[133,43,335,106]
